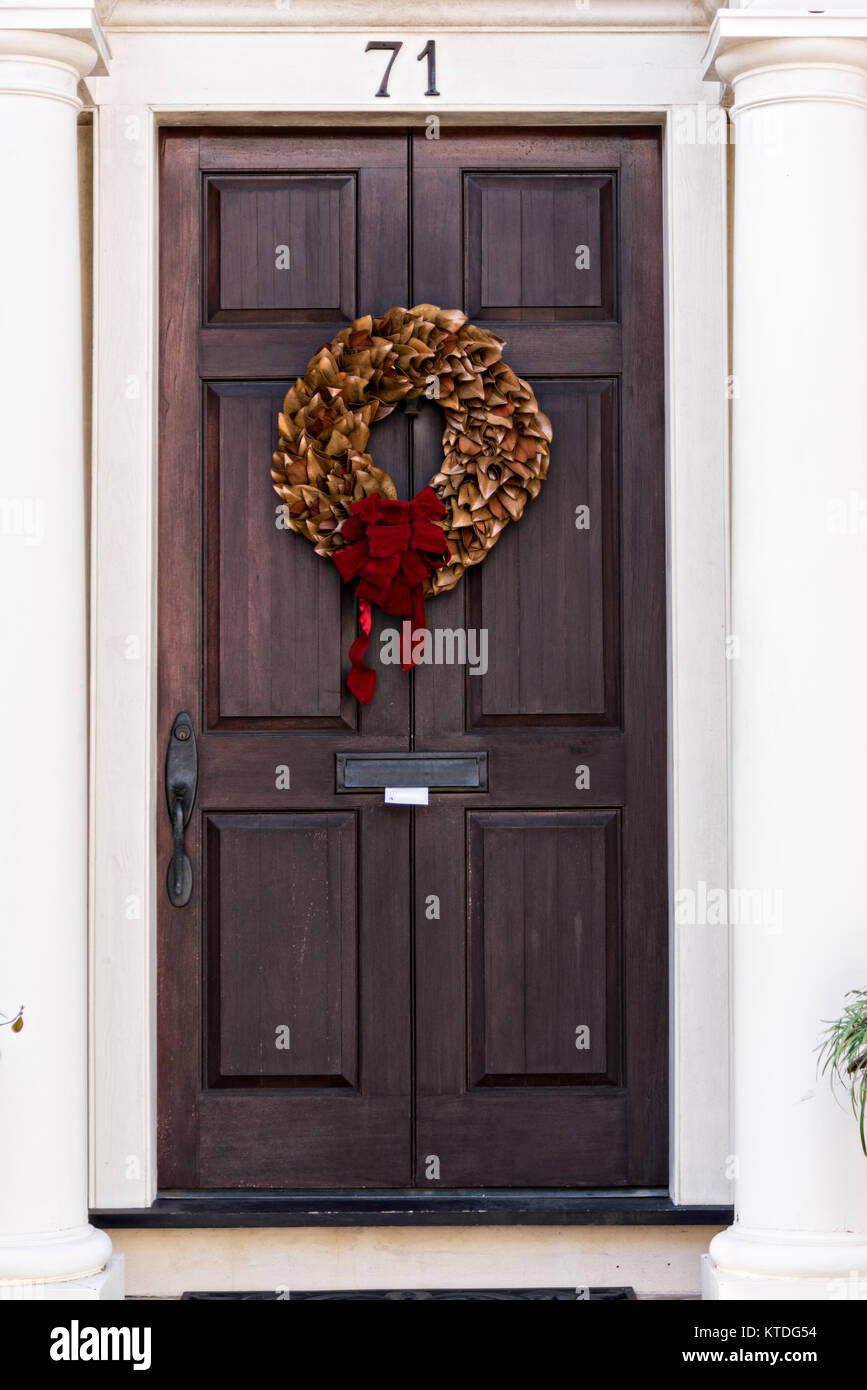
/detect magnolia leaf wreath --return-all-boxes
[271,304,552,703]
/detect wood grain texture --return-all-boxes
[411,127,667,1188]
[158,129,412,1189]
[157,130,202,1189]
[205,382,354,727]
[206,174,356,323]
[465,173,614,320]
[209,813,357,1085]
[468,811,619,1086]
[468,378,617,724]
[618,132,668,1185]
[158,126,667,1191]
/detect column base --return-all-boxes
[0,1223,114,1285]
[0,1254,124,1302]
[704,1227,867,1300]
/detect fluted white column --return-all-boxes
[704,14,867,1298]
[0,17,119,1295]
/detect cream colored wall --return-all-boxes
[111,1225,723,1298]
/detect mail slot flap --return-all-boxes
[336,752,487,792]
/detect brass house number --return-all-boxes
[365,40,440,98]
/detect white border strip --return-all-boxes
[87,28,730,1209]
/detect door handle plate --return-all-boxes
[165,710,197,906]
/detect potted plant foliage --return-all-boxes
[818,989,867,1154]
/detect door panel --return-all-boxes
[205,380,411,735]
[206,174,357,323]
[208,812,357,1085]
[411,128,666,1187]
[467,811,620,1085]
[158,126,667,1192]
[468,379,617,724]
[206,382,350,725]
[158,130,413,1189]
[464,172,615,320]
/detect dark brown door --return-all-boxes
[158,126,667,1190]
[410,130,667,1186]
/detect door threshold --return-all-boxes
[92,1190,733,1228]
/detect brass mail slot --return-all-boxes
[335,752,488,792]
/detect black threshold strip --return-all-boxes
[181,1287,637,1300]
[92,1190,734,1228]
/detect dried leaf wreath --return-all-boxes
[272,304,552,703]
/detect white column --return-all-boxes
[0,18,120,1297]
[704,14,867,1298]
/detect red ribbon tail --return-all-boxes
[411,583,427,640]
[400,584,428,673]
[346,597,377,704]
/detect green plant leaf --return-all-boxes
[817,989,867,1156]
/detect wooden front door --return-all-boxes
[158,126,667,1190]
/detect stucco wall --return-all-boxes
[111,1225,723,1298]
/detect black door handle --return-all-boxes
[165,711,197,906]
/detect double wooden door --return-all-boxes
[158,126,666,1189]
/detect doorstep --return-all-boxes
[92,1191,734,1229]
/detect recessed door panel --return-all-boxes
[208,812,357,1087]
[464,172,615,320]
[466,378,618,725]
[468,811,619,1087]
[206,174,356,323]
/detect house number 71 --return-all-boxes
[365,40,440,98]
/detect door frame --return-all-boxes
[85,20,731,1212]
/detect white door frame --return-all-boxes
[85,17,731,1210]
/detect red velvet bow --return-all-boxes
[331,487,451,703]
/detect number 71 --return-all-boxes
[365,40,439,99]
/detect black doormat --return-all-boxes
[181,1287,636,1300]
